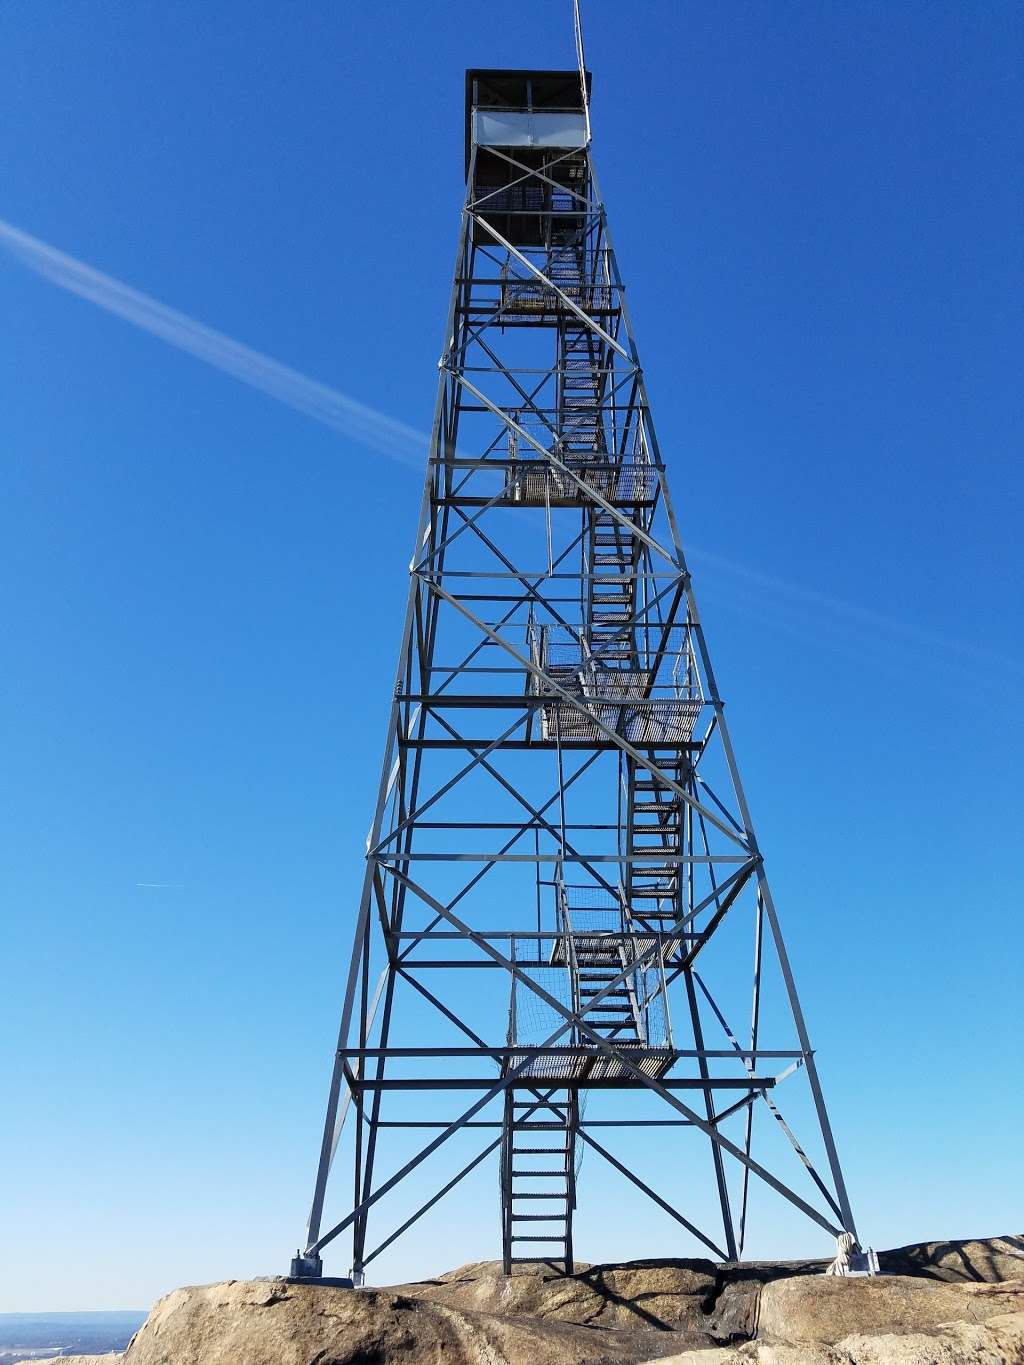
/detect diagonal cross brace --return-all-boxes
[578,1129,726,1260]
[421,575,750,850]
[381,868,842,1239]
[305,857,840,1258]
[451,369,678,571]
[308,866,753,1256]
[470,211,631,361]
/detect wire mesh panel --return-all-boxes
[507,966,580,1080]
[539,695,704,746]
[623,699,703,745]
[501,277,613,315]
[503,884,675,1082]
[504,458,656,505]
[528,628,703,745]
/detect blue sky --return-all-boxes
[1,0,1021,1312]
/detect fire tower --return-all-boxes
[292,61,857,1283]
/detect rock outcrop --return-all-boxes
[99,1277,690,1364]
[390,1257,727,1335]
[389,1248,1024,1346]
[755,1272,1024,1344]
[32,1235,1024,1365]
[656,1311,1024,1362]
[879,1234,1024,1284]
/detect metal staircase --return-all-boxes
[503,229,659,1274]
[626,749,687,933]
[586,508,639,668]
[556,264,605,458]
[573,933,645,1042]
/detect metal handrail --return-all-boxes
[557,877,582,1045]
[620,904,648,1045]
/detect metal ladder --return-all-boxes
[501,1090,577,1275]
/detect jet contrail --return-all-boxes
[687,543,1023,678]
[2,217,1017,686]
[0,218,427,469]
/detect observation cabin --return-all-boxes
[466,69,591,247]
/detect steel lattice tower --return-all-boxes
[292,64,856,1284]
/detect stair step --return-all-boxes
[512,1170,568,1177]
[511,1214,569,1222]
[511,1236,570,1243]
[512,1193,570,1200]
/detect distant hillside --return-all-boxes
[0,1311,145,1363]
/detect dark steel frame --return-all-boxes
[292,65,857,1283]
